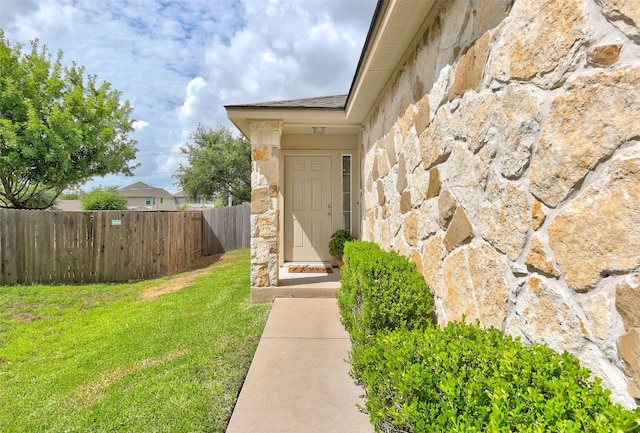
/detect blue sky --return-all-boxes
[0,0,376,193]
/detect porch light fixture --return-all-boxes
[312,126,325,134]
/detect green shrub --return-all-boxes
[352,321,640,433]
[80,186,128,210]
[337,241,434,346]
[328,229,356,259]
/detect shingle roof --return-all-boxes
[119,181,173,198]
[225,94,347,110]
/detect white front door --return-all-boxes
[284,156,332,262]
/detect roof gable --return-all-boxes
[226,95,347,110]
[119,182,173,198]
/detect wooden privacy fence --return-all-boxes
[201,204,250,255]
[0,210,203,285]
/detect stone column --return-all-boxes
[249,121,283,288]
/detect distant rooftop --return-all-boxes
[225,94,347,110]
[119,181,173,198]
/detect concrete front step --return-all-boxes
[250,265,342,303]
[251,286,340,303]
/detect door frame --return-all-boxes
[279,149,358,266]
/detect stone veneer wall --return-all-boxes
[360,0,640,407]
[249,121,283,288]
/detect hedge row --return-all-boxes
[337,241,640,433]
[337,240,434,347]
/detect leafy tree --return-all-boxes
[0,31,138,209]
[175,124,250,205]
[59,188,85,200]
[80,186,128,210]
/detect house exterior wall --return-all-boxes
[125,196,174,211]
[360,0,640,406]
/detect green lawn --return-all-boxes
[0,249,270,433]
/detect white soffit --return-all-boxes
[346,0,438,122]
[225,108,359,137]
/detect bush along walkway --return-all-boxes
[337,241,640,433]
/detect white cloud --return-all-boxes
[1,0,377,192]
[132,120,150,130]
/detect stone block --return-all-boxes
[438,189,457,229]
[404,211,418,247]
[441,241,508,328]
[252,265,269,287]
[582,292,613,343]
[507,277,587,354]
[548,147,640,292]
[414,95,431,136]
[531,199,546,230]
[422,234,444,297]
[448,31,491,100]
[371,157,379,180]
[525,234,560,277]
[377,180,386,206]
[256,160,279,185]
[400,105,416,142]
[411,250,423,276]
[252,145,270,161]
[497,86,540,180]
[490,0,586,88]
[396,154,407,194]
[426,167,440,199]
[479,174,530,260]
[251,187,269,214]
[420,108,454,170]
[400,191,412,214]
[617,329,640,399]
[257,214,277,238]
[587,44,622,68]
[530,67,640,207]
[443,206,473,252]
[616,275,640,331]
[597,0,640,43]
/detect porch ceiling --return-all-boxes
[225,107,361,138]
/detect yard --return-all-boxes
[0,249,270,433]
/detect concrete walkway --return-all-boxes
[226,298,374,433]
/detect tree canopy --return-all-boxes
[0,31,138,209]
[175,125,250,205]
[80,186,128,210]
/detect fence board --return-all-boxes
[0,210,204,284]
[202,204,250,255]
[0,205,249,285]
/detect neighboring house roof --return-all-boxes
[173,190,187,198]
[51,200,83,211]
[119,181,173,198]
[225,95,347,110]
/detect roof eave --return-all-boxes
[226,106,359,138]
[345,0,440,122]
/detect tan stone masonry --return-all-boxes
[249,121,282,288]
[360,0,640,407]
